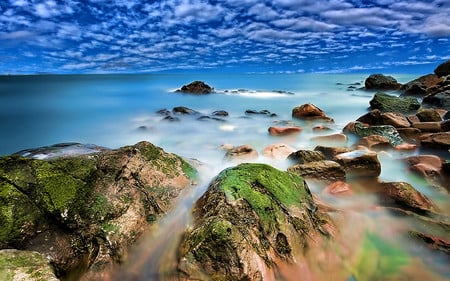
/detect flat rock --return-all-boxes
[369,92,420,114]
[381,112,410,128]
[262,143,296,159]
[335,149,381,178]
[223,144,259,163]
[420,132,450,149]
[288,160,345,182]
[287,149,326,164]
[268,126,302,136]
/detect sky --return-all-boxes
[0,0,449,74]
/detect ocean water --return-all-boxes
[1,73,449,280]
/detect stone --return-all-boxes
[441,119,450,132]
[404,155,443,180]
[356,135,391,150]
[288,160,346,182]
[354,122,405,147]
[401,74,442,96]
[314,146,353,160]
[364,74,401,90]
[172,106,200,115]
[356,109,382,125]
[422,90,450,110]
[411,122,441,132]
[420,132,450,149]
[177,163,332,280]
[292,103,326,119]
[0,141,197,278]
[176,81,214,94]
[262,143,296,159]
[369,92,420,114]
[434,60,450,77]
[211,110,229,117]
[197,115,226,122]
[223,145,258,163]
[381,112,410,128]
[323,181,353,196]
[268,126,302,136]
[409,231,450,255]
[335,149,381,178]
[245,109,277,117]
[310,133,348,146]
[416,109,443,122]
[313,125,332,132]
[287,149,326,164]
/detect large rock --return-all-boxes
[381,112,410,128]
[434,60,450,77]
[292,103,332,121]
[369,92,420,114]
[401,74,442,96]
[287,149,326,164]
[176,81,214,94]
[353,122,405,147]
[416,109,443,122]
[0,141,197,279]
[288,160,346,182]
[334,149,381,178]
[364,74,401,90]
[420,132,450,149]
[177,163,332,280]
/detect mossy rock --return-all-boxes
[0,249,58,281]
[369,92,420,114]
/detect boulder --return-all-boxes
[334,149,381,178]
[262,143,296,159]
[287,149,326,164]
[0,249,59,281]
[172,106,200,115]
[381,112,410,128]
[314,146,353,160]
[403,155,443,183]
[177,163,332,280]
[434,60,450,77]
[176,81,214,94]
[223,145,258,163]
[310,133,348,146]
[401,74,442,96]
[364,74,401,90]
[356,135,391,150]
[356,109,382,125]
[411,122,441,132]
[288,160,346,182]
[409,231,450,255]
[268,126,302,136]
[416,109,443,122]
[0,141,197,278]
[353,122,405,147]
[292,103,331,120]
[422,90,450,110]
[369,92,420,114]
[420,132,450,149]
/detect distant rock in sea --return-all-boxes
[364,74,402,90]
[175,80,214,94]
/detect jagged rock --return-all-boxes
[364,74,401,90]
[416,109,443,122]
[0,249,59,281]
[177,163,332,280]
[287,149,326,164]
[335,149,381,178]
[381,112,410,128]
[268,126,302,136]
[434,60,450,77]
[420,132,450,149]
[0,141,197,278]
[176,81,214,94]
[223,145,258,163]
[369,92,420,114]
[292,103,332,121]
[401,74,442,96]
[288,160,345,182]
[262,143,296,159]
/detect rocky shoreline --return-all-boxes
[1,60,449,280]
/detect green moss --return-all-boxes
[179,157,198,180]
[216,163,309,233]
[101,223,119,235]
[0,250,57,281]
[136,141,162,161]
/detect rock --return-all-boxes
[334,149,381,178]
[404,155,443,185]
[197,115,226,122]
[420,132,450,149]
[312,125,332,132]
[176,81,214,94]
[292,103,332,121]
[323,181,353,196]
[369,92,420,114]
[310,133,348,146]
[268,126,302,136]
[177,163,332,280]
[411,122,441,132]
[211,110,229,117]
[223,145,258,163]
[364,74,401,90]
[13,142,108,160]
[156,108,171,116]
[172,106,200,115]
[0,141,197,277]
[434,60,450,77]
[356,109,382,125]
[381,112,410,128]
[422,90,450,110]
[376,182,438,213]
[287,149,325,164]
[262,143,295,159]
[162,115,180,122]
[397,127,422,142]
[0,249,59,281]
[353,122,405,147]
[356,135,391,150]
[444,111,450,120]
[314,146,352,160]
[401,74,442,96]
[416,109,443,122]
[288,160,345,182]
[441,119,450,132]
[245,109,277,117]
[409,231,450,255]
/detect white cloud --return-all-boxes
[172,0,224,23]
[9,0,28,7]
[247,3,279,20]
[0,30,34,39]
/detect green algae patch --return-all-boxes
[215,163,310,232]
[0,249,58,281]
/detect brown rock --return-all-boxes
[401,74,442,96]
[356,109,382,125]
[314,146,353,160]
[268,126,302,136]
[311,133,348,146]
[416,109,443,122]
[441,119,450,132]
[356,135,391,150]
[288,160,346,182]
[262,143,295,159]
[292,103,326,119]
[323,181,353,196]
[381,112,410,128]
[404,155,443,179]
[287,149,326,164]
[313,125,332,132]
[412,122,442,132]
[223,144,258,162]
[420,132,450,149]
[176,81,214,94]
[335,149,381,177]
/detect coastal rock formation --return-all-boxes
[177,163,333,281]
[364,74,401,90]
[416,109,443,122]
[292,103,332,121]
[369,92,420,114]
[434,59,450,77]
[0,141,197,279]
[176,81,214,94]
[288,160,346,182]
[401,74,441,96]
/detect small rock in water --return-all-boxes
[323,181,353,196]
[223,144,259,163]
[175,80,214,94]
[262,143,296,159]
[268,126,302,136]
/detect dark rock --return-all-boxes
[223,145,258,163]
[177,163,332,280]
[416,109,443,122]
[288,160,346,182]
[211,110,229,117]
[287,149,326,164]
[369,92,420,114]
[335,149,381,178]
[314,146,353,160]
[401,74,442,96]
[364,74,401,90]
[444,111,450,120]
[176,81,214,94]
[441,119,450,132]
[409,231,450,255]
[197,116,225,122]
[162,115,180,122]
[354,122,405,147]
[245,109,277,117]
[156,108,171,116]
[420,132,450,149]
[172,106,200,115]
[0,141,197,278]
[356,109,382,125]
[422,90,450,110]
[434,60,450,77]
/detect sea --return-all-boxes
[0,73,449,280]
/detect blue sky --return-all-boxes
[0,0,449,74]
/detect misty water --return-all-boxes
[0,74,448,280]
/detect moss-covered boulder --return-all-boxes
[369,92,420,114]
[177,163,332,280]
[0,141,197,279]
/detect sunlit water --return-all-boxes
[0,74,448,280]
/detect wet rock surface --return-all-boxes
[176,81,214,94]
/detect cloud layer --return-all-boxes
[0,0,448,73]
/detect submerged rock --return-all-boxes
[369,92,420,114]
[364,74,401,90]
[0,141,197,279]
[176,81,214,94]
[177,163,332,280]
